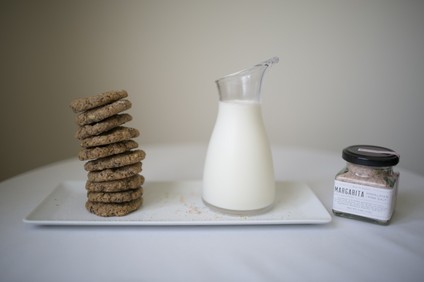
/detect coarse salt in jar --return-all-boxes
[332,145,400,225]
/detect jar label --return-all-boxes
[333,180,396,221]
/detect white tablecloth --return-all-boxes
[1,144,423,282]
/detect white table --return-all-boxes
[1,144,423,282]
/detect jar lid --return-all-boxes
[342,145,399,167]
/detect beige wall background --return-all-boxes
[1,0,423,181]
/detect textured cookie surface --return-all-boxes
[84,150,146,171]
[87,187,143,203]
[87,162,142,182]
[85,197,143,217]
[86,174,144,192]
[75,99,132,126]
[75,113,132,140]
[78,140,138,161]
[70,90,128,113]
[80,126,139,148]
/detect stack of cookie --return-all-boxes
[70,90,145,217]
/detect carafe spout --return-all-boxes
[256,56,279,68]
[215,56,279,102]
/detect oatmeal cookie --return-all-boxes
[85,197,143,217]
[70,90,128,113]
[75,113,132,140]
[78,140,138,161]
[87,187,143,203]
[85,174,144,192]
[87,162,142,182]
[84,150,146,171]
[75,99,131,126]
[80,126,139,148]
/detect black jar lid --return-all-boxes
[342,145,399,167]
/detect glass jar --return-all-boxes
[332,145,400,225]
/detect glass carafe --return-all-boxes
[202,57,279,214]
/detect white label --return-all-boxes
[333,180,396,221]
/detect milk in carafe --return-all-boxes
[203,100,275,212]
[202,57,279,214]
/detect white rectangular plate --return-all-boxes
[24,181,331,225]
